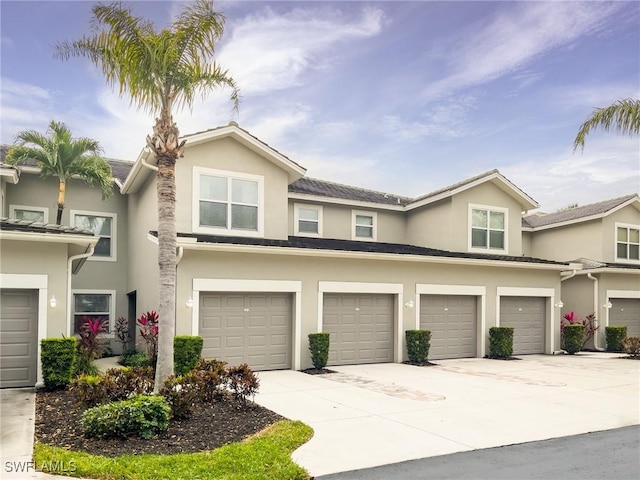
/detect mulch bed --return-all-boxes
[301,367,336,375]
[484,356,522,361]
[402,360,439,367]
[35,390,283,457]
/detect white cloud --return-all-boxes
[0,78,54,141]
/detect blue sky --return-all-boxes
[1,0,638,211]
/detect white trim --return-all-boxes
[9,204,49,223]
[294,203,323,237]
[191,278,303,370]
[468,203,509,254]
[604,290,640,328]
[614,222,640,265]
[71,289,117,336]
[192,167,265,238]
[496,287,556,354]
[351,210,378,241]
[0,274,48,386]
[416,284,487,357]
[288,192,406,212]
[318,281,404,362]
[0,230,98,246]
[70,210,117,262]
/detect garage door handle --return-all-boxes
[244,308,250,312]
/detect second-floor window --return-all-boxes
[470,206,507,251]
[194,167,264,237]
[352,210,377,241]
[616,224,640,261]
[10,205,48,223]
[71,211,116,261]
[294,204,322,236]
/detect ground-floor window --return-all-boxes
[72,291,114,334]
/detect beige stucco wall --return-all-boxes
[176,248,562,369]
[406,199,452,249]
[601,204,640,263]
[528,219,603,262]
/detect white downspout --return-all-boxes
[66,245,95,336]
[556,269,577,355]
[587,273,605,351]
[141,149,158,172]
[176,246,184,264]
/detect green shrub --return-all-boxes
[119,351,151,368]
[489,327,514,359]
[103,367,154,401]
[405,330,431,364]
[563,324,584,354]
[606,326,628,352]
[174,336,204,376]
[41,338,77,389]
[160,374,199,419]
[308,333,330,370]
[80,395,170,439]
[69,374,108,406]
[622,336,640,358]
[227,364,259,405]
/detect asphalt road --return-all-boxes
[318,425,640,480]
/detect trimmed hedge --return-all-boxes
[174,336,204,376]
[489,327,513,358]
[80,395,170,439]
[405,330,431,364]
[308,333,330,370]
[41,338,77,389]
[605,326,627,352]
[563,324,584,354]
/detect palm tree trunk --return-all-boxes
[56,180,66,225]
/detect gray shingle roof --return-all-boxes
[572,257,640,271]
[523,194,638,228]
[289,177,411,206]
[0,218,95,236]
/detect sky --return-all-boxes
[1,0,638,212]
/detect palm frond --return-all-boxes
[70,155,114,200]
[573,98,640,151]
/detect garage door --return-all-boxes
[420,295,477,360]
[323,294,393,365]
[199,293,292,371]
[500,297,546,355]
[609,298,640,338]
[1,289,38,388]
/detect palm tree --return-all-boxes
[5,120,112,224]
[573,98,640,151]
[55,0,239,391]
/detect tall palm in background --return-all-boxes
[573,98,640,151]
[5,120,112,224]
[55,0,239,390]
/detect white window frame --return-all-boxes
[294,203,323,237]
[70,210,117,262]
[192,167,264,237]
[71,289,116,337]
[9,204,49,223]
[468,204,508,253]
[351,210,377,241]
[614,222,640,264]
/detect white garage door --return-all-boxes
[609,298,640,338]
[500,297,546,355]
[420,295,477,360]
[1,289,38,388]
[323,293,394,366]
[199,293,292,371]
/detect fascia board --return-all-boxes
[287,192,406,211]
[0,230,99,247]
[177,240,568,271]
[574,268,640,275]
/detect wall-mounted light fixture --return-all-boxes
[405,300,415,308]
[49,295,57,308]
[185,297,194,309]
[555,301,564,308]
[603,301,612,309]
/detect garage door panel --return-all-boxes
[420,295,477,360]
[1,290,38,388]
[500,297,545,355]
[610,298,640,338]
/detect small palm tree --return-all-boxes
[5,120,112,224]
[55,0,239,390]
[573,98,640,151]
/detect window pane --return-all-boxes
[489,230,505,249]
[16,209,44,222]
[355,225,373,238]
[299,208,318,221]
[630,229,639,243]
[356,215,373,226]
[472,209,487,228]
[200,201,227,227]
[617,242,628,259]
[231,205,258,230]
[630,244,640,260]
[489,212,504,229]
[472,228,487,248]
[200,175,227,201]
[94,238,111,256]
[617,227,628,242]
[75,294,109,313]
[231,179,258,204]
[299,220,318,233]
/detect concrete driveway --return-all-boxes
[254,353,640,477]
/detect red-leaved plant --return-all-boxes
[561,311,599,350]
[137,311,159,366]
[78,317,109,361]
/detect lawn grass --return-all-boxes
[34,420,313,480]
